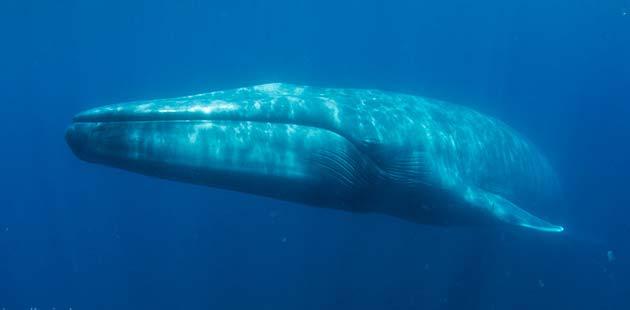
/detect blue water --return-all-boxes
[1,0,629,309]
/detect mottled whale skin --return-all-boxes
[66,83,563,232]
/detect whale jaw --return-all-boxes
[66,115,376,210]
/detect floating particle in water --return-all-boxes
[538,279,545,288]
[607,250,616,262]
[281,237,287,243]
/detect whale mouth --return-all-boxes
[65,95,376,207]
[67,95,343,148]
[71,94,332,130]
[68,95,358,147]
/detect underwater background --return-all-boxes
[1,0,629,309]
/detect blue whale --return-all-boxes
[66,83,563,232]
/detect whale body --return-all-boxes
[66,83,563,232]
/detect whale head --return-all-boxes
[66,83,382,211]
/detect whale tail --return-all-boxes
[464,187,564,233]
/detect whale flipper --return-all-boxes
[464,187,564,233]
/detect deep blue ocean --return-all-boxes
[1,0,629,309]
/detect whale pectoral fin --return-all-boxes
[464,188,564,233]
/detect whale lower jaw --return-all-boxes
[66,118,376,210]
